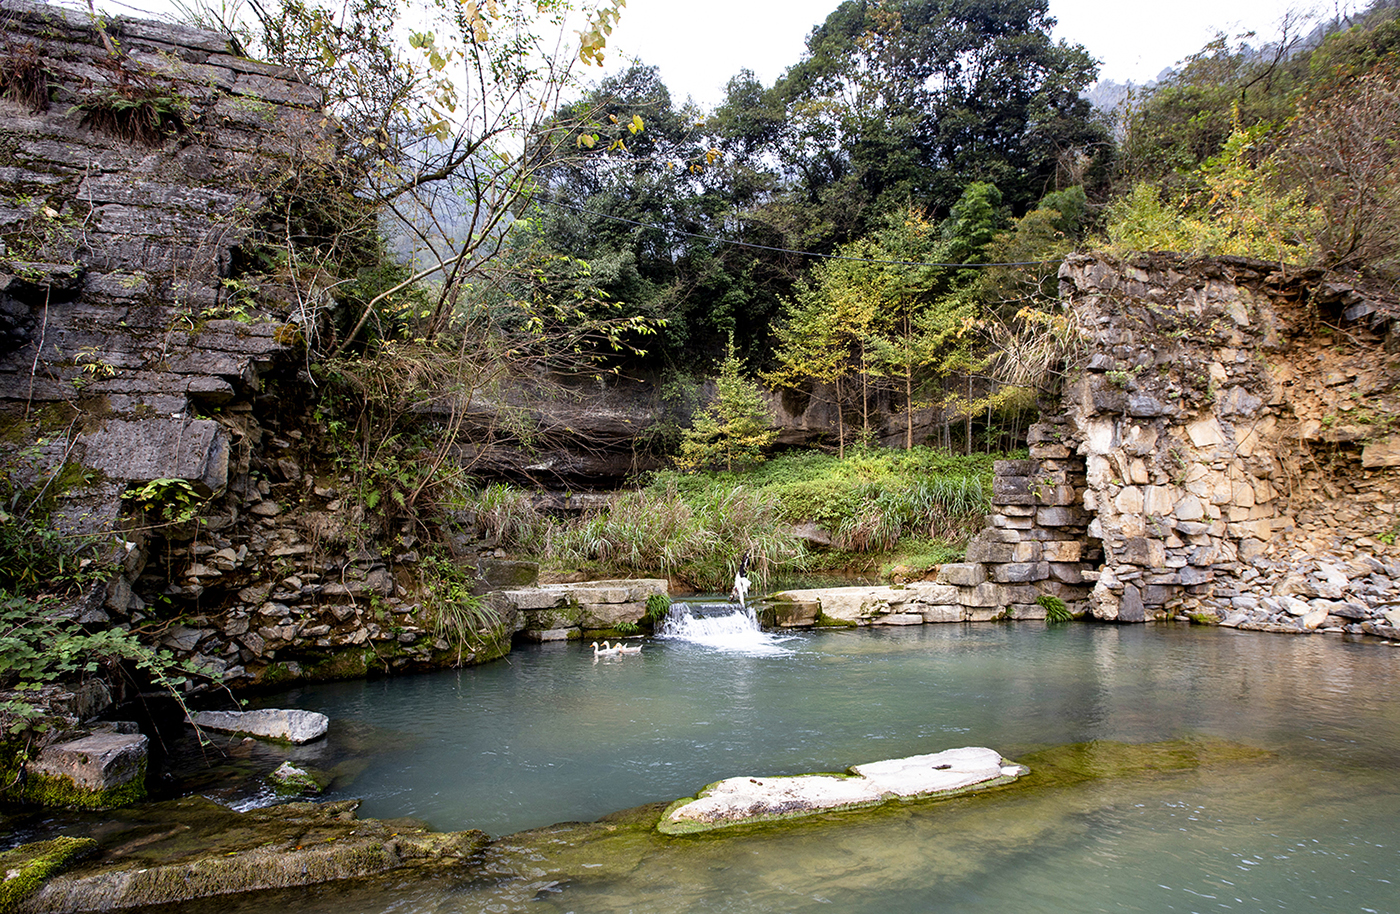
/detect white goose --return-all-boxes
[616,642,643,655]
[591,641,621,657]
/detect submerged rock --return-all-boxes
[14,798,487,914]
[659,746,1027,835]
[190,709,329,744]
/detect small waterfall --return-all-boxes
[657,600,793,655]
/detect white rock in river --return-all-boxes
[190,708,328,743]
[659,746,1026,835]
[667,775,883,828]
[852,746,1019,797]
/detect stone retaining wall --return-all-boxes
[492,579,668,640]
[1,0,332,537]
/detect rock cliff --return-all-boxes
[957,253,1400,634]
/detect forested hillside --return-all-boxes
[505,0,1400,452]
[147,0,1399,462]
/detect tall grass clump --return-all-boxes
[831,475,990,552]
[468,482,550,551]
[419,552,507,665]
[546,478,804,591]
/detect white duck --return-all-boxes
[616,642,643,655]
[592,641,621,657]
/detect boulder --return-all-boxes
[762,596,820,628]
[23,733,149,809]
[190,708,328,744]
[936,563,986,587]
[578,600,646,629]
[267,762,325,796]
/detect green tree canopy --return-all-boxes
[677,336,779,472]
[774,0,1105,237]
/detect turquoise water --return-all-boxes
[242,622,1400,913]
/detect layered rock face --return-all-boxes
[773,255,1400,634]
[963,254,1400,632]
[0,0,333,525]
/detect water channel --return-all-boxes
[202,610,1399,912]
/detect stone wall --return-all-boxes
[0,2,521,703]
[1,0,331,524]
[962,253,1400,637]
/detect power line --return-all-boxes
[534,195,1061,270]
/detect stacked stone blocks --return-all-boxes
[950,426,1096,618]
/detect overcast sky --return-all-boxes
[599,0,1326,108]
[91,0,1328,110]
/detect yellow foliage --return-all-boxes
[1103,124,1319,263]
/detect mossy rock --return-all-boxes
[16,797,490,912]
[14,765,148,810]
[302,647,378,681]
[0,836,97,914]
[266,762,328,797]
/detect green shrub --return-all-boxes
[644,593,672,622]
[0,591,208,734]
[1036,594,1073,623]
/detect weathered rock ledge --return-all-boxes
[10,798,487,914]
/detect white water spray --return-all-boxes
[657,600,793,655]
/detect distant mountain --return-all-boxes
[1083,79,1143,115]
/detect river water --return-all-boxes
[224,617,1399,913]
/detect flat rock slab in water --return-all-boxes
[659,746,1027,835]
[852,746,1018,796]
[190,708,329,743]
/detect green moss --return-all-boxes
[1187,612,1218,625]
[596,800,669,828]
[255,661,295,686]
[1018,737,1271,792]
[0,836,98,913]
[17,761,148,810]
[302,648,376,682]
[814,612,857,629]
[267,763,327,796]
